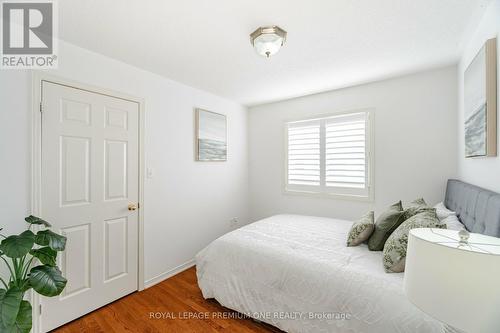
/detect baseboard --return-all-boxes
[144,259,195,289]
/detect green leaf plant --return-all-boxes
[0,216,67,332]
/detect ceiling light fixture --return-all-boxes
[250,26,287,58]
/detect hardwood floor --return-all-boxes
[53,267,283,333]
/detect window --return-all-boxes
[286,110,372,199]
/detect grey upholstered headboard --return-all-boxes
[444,179,500,238]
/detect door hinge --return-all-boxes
[39,304,42,315]
[39,102,43,113]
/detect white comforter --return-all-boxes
[195,214,443,333]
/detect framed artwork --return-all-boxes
[195,108,227,161]
[464,38,497,158]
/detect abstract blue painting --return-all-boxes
[464,45,487,157]
[196,109,227,161]
[464,39,497,158]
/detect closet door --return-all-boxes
[40,81,139,332]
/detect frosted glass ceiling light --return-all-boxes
[250,26,287,58]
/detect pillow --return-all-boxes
[367,201,405,251]
[347,211,375,246]
[433,202,456,221]
[403,198,434,220]
[383,210,444,273]
[410,197,427,207]
[441,214,465,231]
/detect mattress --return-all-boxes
[195,214,443,333]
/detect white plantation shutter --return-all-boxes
[286,111,371,198]
[325,112,367,190]
[287,120,321,186]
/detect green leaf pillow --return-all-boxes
[368,201,405,251]
[403,198,433,220]
[347,211,375,246]
[383,209,444,273]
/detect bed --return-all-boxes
[195,180,500,333]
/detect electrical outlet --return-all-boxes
[230,217,239,228]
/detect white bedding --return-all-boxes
[195,214,443,333]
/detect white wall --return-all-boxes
[248,66,458,221]
[457,0,500,192]
[0,40,249,285]
[0,71,31,235]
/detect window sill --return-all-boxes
[283,187,374,202]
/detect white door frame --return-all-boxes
[30,71,146,333]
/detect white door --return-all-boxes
[40,81,140,332]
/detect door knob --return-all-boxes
[128,203,138,211]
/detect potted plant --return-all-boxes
[0,216,67,332]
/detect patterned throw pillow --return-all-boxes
[367,201,405,251]
[383,210,445,273]
[403,198,434,220]
[347,211,375,246]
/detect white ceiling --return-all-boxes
[59,0,491,106]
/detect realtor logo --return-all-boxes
[1,0,57,68]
